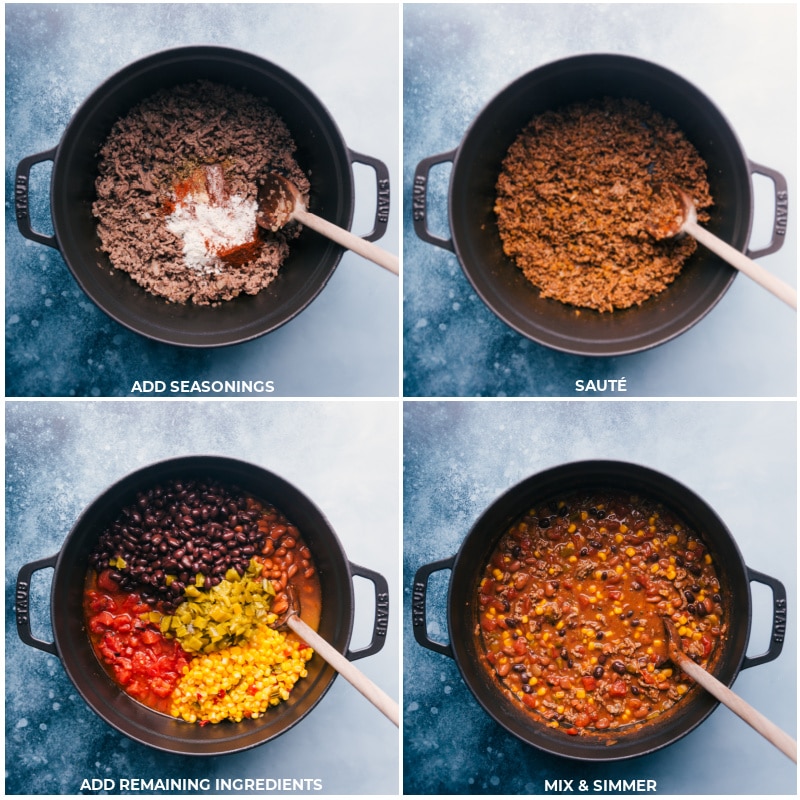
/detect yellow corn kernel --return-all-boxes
[528,676,538,686]
[677,684,689,695]
[568,555,577,563]
[615,533,624,544]
[619,524,628,533]
[537,687,547,696]
[568,523,577,533]
[650,563,659,573]
[625,547,636,557]
[576,689,586,699]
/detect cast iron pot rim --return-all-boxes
[43,45,355,348]
[443,53,756,356]
[438,459,774,761]
[40,455,364,755]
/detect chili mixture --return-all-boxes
[84,478,321,725]
[476,491,726,735]
[494,97,713,312]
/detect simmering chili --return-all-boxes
[476,491,726,734]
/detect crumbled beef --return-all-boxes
[92,81,310,305]
[494,97,713,312]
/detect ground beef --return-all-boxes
[93,80,310,305]
[494,97,713,312]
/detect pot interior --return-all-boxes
[51,46,353,347]
[449,54,749,355]
[447,461,751,761]
[51,456,353,755]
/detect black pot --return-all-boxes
[16,456,389,755]
[412,54,788,356]
[412,460,786,761]
[15,46,391,348]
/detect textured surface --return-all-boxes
[6,3,399,397]
[6,401,399,794]
[403,400,796,793]
[403,3,796,396]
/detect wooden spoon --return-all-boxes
[270,584,399,726]
[663,618,796,761]
[256,173,399,275]
[645,183,796,309]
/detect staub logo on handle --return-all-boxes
[412,175,427,222]
[375,591,389,637]
[775,190,788,237]
[16,580,30,625]
[14,173,29,221]
[377,178,390,225]
[411,580,426,627]
[773,596,786,643]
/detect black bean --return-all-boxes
[593,666,604,679]
[612,660,625,674]
[684,590,695,603]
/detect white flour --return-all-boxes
[166,192,258,272]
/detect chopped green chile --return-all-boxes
[476,492,726,734]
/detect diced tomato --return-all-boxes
[581,676,597,691]
[140,629,161,645]
[521,693,538,709]
[608,680,627,698]
[97,570,120,593]
[150,677,174,698]
[89,611,116,633]
[701,635,713,658]
[480,615,498,632]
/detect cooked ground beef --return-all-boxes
[93,80,310,305]
[494,97,713,312]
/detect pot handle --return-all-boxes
[348,149,391,243]
[16,553,58,656]
[746,161,788,260]
[411,555,455,658]
[412,149,457,252]
[740,566,787,670]
[15,147,59,249]
[345,561,390,662]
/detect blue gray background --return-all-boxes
[5,4,399,398]
[403,4,796,397]
[403,400,796,794]
[6,401,399,794]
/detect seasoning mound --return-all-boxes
[93,80,310,305]
[494,97,713,312]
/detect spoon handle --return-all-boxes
[676,654,796,762]
[295,207,400,275]
[287,615,400,727]
[685,220,796,310]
